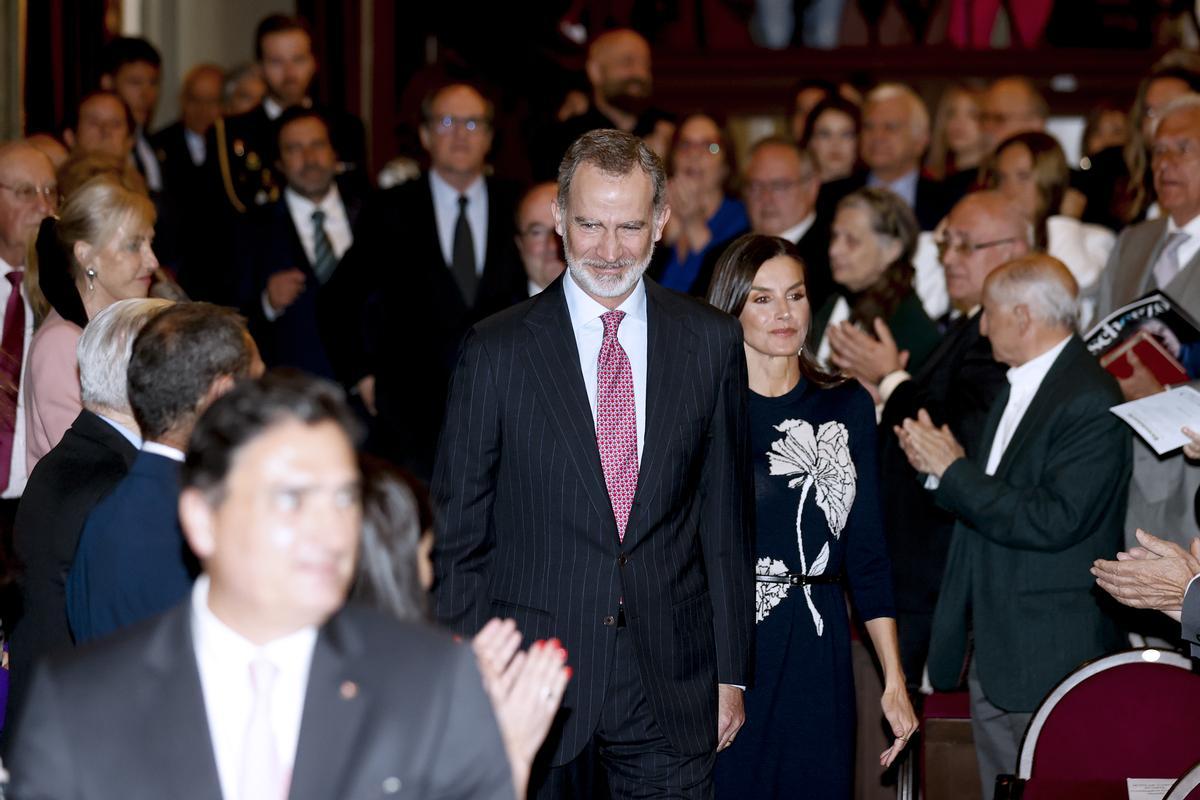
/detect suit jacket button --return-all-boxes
[618,554,629,567]
[603,615,616,626]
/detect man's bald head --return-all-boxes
[939,190,1032,309]
[0,141,57,267]
[981,77,1048,152]
[181,63,224,135]
[586,29,652,124]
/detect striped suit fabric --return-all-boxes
[432,275,755,771]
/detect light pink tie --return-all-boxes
[240,658,285,800]
[596,310,638,541]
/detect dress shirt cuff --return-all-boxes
[722,684,746,691]
[923,474,939,491]
[261,290,281,322]
[879,370,911,405]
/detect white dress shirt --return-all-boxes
[429,169,488,273]
[868,168,919,211]
[184,128,207,166]
[141,440,185,463]
[134,130,163,192]
[1,256,34,499]
[563,269,648,460]
[778,213,816,246]
[191,575,317,800]
[984,335,1072,475]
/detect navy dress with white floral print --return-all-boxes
[714,378,896,800]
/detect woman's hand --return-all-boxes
[879,682,919,768]
[1183,426,1200,460]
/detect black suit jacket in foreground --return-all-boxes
[321,174,526,478]
[431,276,755,766]
[8,601,514,800]
[6,410,138,735]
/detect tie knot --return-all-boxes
[601,310,625,339]
[311,209,326,226]
[249,657,279,693]
[5,271,22,288]
[458,194,469,211]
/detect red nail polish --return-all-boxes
[452,635,462,643]
[563,666,573,679]
[548,638,561,649]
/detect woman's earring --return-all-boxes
[85,268,96,293]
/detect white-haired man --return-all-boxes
[897,254,1129,796]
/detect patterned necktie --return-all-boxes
[311,209,338,284]
[452,194,478,306]
[1153,231,1189,289]
[596,310,638,541]
[239,658,285,800]
[0,271,24,491]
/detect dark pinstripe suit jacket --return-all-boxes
[432,275,755,766]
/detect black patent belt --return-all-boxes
[755,572,842,586]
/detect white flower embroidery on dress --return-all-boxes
[755,557,790,623]
[765,419,856,635]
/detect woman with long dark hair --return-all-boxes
[708,233,916,799]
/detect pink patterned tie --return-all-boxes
[596,310,638,541]
[239,658,286,800]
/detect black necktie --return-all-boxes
[311,209,338,283]
[452,194,478,305]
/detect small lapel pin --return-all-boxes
[339,680,358,700]
[382,776,402,794]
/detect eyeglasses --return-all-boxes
[744,176,812,196]
[0,182,59,207]
[429,115,490,135]
[1151,139,1200,164]
[934,236,1019,259]
[675,139,721,156]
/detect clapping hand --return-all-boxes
[894,409,965,479]
[1091,529,1200,622]
[827,318,909,388]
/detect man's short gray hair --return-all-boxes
[865,82,930,139]
[557,129,667,219]
[1152,92,1200,138]
[984,254,1080,331]
[77,298,173,415]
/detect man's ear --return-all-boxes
[1013,303,1032,332]
[99,74,114,91]
[418,124,432,154]
[179,488,216,560]
[63,128,77,149]
[552,198,565,237]
[653,205,671,243]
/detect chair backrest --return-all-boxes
[1166,759,1200,800]
[1018,649,1200,782]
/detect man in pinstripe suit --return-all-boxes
[433,129,755,798]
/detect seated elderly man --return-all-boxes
[6,298,172,734]
[896,254,1129,797]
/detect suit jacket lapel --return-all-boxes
[289,611,369,800]
[522,279,614,526]
[420,177,449,272]
[280,202,316,274]
[973,382,1009,473]
[626,283,693,541]
[142,604,224,799]
[1129,219,1169,301]
[990,337,1082,478]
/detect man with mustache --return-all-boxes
[231,107,361,380]
[434,129,754,798]
[537,29,659,180]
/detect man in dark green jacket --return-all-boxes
[896,253,1130,797]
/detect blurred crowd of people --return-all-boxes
[1,10,1200,800]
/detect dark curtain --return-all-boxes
[296,0,362,117]
[23,0,110,136]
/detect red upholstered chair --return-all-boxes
[1167,759,1200,800]
[1015,649,1200,798]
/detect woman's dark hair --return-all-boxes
[798,94,862,150]
[834,187,920,329]
[351,455,431,622]
[981,131,1067,250]
[666,112,738,194]
[706,233,844,388]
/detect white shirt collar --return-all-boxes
[191,574,318,664]
[1006,334,1073,391]
[1166,213,1200,238]
[777,212,816,245]
[142,440,185,462]
[284,184,342,220]
[428,168,485,205]
[96,413,142,449]
[0,253,19,275]
[562,268,648,332]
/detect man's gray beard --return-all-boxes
[565,241,654,299]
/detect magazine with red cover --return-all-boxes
[1084,291,1200,386]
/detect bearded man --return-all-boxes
[432,128,754,799]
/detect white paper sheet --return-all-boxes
[1126,777,1175,800]
[1110,385,1200,455]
